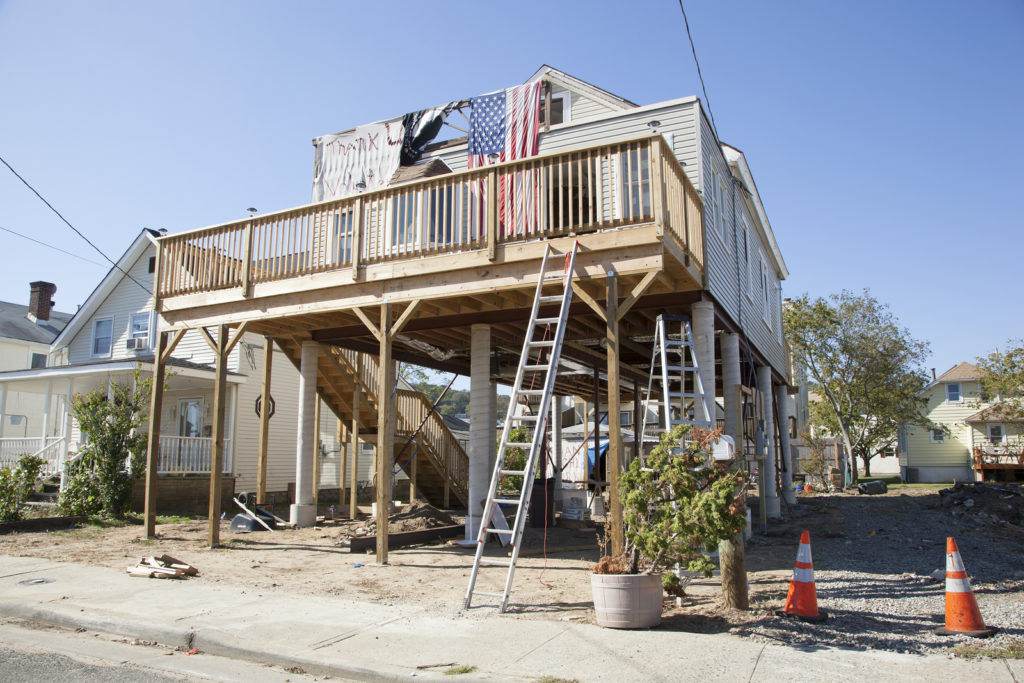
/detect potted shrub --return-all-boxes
[591,425,746,628]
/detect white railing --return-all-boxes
[0,436,64,475]
[157,436,233,475]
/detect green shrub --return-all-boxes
[57,460,103,516]
[0,454,46,522]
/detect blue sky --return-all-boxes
[1,0,1021,380]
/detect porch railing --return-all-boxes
[157,436,233,475]
[157,134,703,298]
[0,436,64,475]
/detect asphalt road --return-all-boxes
[0,618,335,682]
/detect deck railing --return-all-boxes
[157,135,703,299]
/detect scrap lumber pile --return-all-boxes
[126,554,198,579]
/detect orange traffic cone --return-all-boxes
[777,530,827,622]
[935,537,996,637]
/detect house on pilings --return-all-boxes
[145,66,794,558]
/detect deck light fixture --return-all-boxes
[355,181,367,192]
[487,153,499,164]
[647,120,661,133]
[246,207,257,216]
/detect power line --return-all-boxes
[677,0,718,138]
[0,225,106,267]
[0,154,152,296]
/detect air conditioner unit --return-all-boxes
[126,338,147,351]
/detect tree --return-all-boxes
[784,290,931,482]
[59,373,150,518]
[976,339,1024,419]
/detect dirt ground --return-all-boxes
[2,486,1022,649]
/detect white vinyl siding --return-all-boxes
[905,381,983,468]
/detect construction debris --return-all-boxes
[127,554,198,579]
[938,482,1023,527]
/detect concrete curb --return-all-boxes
[0,599,461,682]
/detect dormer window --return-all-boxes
[946,383,961,402]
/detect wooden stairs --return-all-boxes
[273,337,468,508]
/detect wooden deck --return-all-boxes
[155,134,705,399]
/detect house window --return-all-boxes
[539,90,570,126]
[945,383,961,403]
[988,424,1004,445]
[130,313,151,350]
[148,256,156,273]
[31,353,46,369]
[620,411,631,426]
[930,428,946,443]
[91,317,113,357]
[761,256,771,325]
[743,218,754,299]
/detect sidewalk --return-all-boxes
[0,555,1017,682]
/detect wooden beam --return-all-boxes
[350,353,361,519]
[375,302,393,564]
[606,272,624,558]
[389,299,422,340]
[199,326,218,353]
[256,336,273,503]
[144,331,167,538]
[572,282,607,322]
[208,323,229,548]
[160,329,187,363]
[223,321,250,356]
[616,270,661,322]
[353,307,382,343]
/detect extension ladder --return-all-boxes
[464,242,578,612]
[639,314,713,450]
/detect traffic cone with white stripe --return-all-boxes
[935,537,996,637]
[777,530,827,622]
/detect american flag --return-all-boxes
[468,81,543,236]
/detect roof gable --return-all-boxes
[527,65,637,111]
[52,230,159,350]
[936,362,980,382]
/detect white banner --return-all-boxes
[311,118,404,202]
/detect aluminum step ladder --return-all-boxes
[464,242,578,612]
[639,314,713,450]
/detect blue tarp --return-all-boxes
[586,440,610,474]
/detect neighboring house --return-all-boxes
[0,282,73,462]
[898,362,1022,483]
[0,231,393,510]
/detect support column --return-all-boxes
[256,336,273,503]
[208,324,229,548]
[757,364,781,519]
[606,272,623,558]
[41,380,53,441]
[338,417,347,513]
[291,340,318,527]
[691,301,716,425]
[61,379,73,491]
[144,332,168,538]
[777,384,796,505]
[350,353,361,519]
[0,384,6,438]
[467,323,491,540]
[721,333,741,443]
[717,331,747,609]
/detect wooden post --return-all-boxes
[256,336,273,503]
[240,220,254,297]
[350,354,361,519]
[338,417,347,512]
[486,169,498,261]
[376,303,394,564]
[313,397,321,506]
[409,430,418,503]
[649,137,666,237]
[208,324,228,548]
[351,198,363,279]
[144,331,168,538]
[606,272,624,558]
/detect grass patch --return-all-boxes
[443,664,478,675]
[952,638,1024,660]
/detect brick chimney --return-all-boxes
[28,281,56,322]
